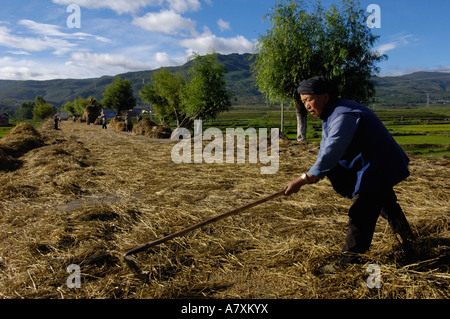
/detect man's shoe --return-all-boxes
[339,251,365,266]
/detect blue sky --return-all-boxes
[0,0,449,80]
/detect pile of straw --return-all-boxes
[109,116,127,132]
[0,123,44,171]
[76,117,86,123]
[132,118,172,139]
[84,99,101,124]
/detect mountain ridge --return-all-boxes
[1,53,449,114]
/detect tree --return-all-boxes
[180,52,232,128]
[15,101,35,120]
[62,97,99,116]
[321,0,385,103]
[252,0,386,141]
[140,68,185,126]
[102,77,136,114]
[32,96,55,120]
[61,101,76,116]
[140,53,232,129]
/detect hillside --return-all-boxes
[0,119,448,300]
[1,53,450,115]
[0,53,262,114]
[373,72,450,107]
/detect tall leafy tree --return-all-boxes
[15,101,35,120]
[141,53,232,129]
[102,77,136,114]
[140,68,185,126]
[32,95,55,120]
[180,52,232,129]
[321,0,384,103]
[252,0,386,141]
[62,97,100,116]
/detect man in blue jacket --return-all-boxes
[284,76,415,264]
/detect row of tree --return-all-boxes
[14,52,232,130]
[60,52,231,129]
[15,96,57,120]
[140,52,232,128]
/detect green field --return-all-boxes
[0,119,44,138]
[0,126,11,138]
[203,106,450,157]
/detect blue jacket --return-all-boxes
[308,99,410,198]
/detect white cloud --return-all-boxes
[380,65,450,77]
[0,66,34,80]
[0,57,33,80]
[0,20,109,57]
[51,0,201,14]
[374,33,415,56]
[7,50,31,56]
[18,20,110,43]
[65,51,188,79]
[132,10,196,35]
[52,0,161,14]
[0,56,73,80]
[435,66,450,73]
[179,30,255,56]
[154,51,179,66]
[0,53,141,80]
[0,25,76,54]
[217,19,231,32]
[166,0,201,13]
[68,52,155,72]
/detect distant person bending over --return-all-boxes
[284,76,415,265]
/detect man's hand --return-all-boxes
[284,177,306,196]
[284,173,319,196]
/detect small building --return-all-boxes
[0,113,9,127]
[60,111,69,121]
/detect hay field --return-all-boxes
[0,119,448,299]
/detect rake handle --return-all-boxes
[123,190,285,258]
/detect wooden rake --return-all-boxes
[123,190,285,279]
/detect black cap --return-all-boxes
[297,76,331,95]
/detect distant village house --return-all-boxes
[59,111,69,121]
[0,113,9,127]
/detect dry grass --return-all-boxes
[109,116,127,132]
[0,123,44,171]
[0,119,448,299]
[132,118,172,139]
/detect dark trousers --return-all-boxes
[343,187,413,256]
